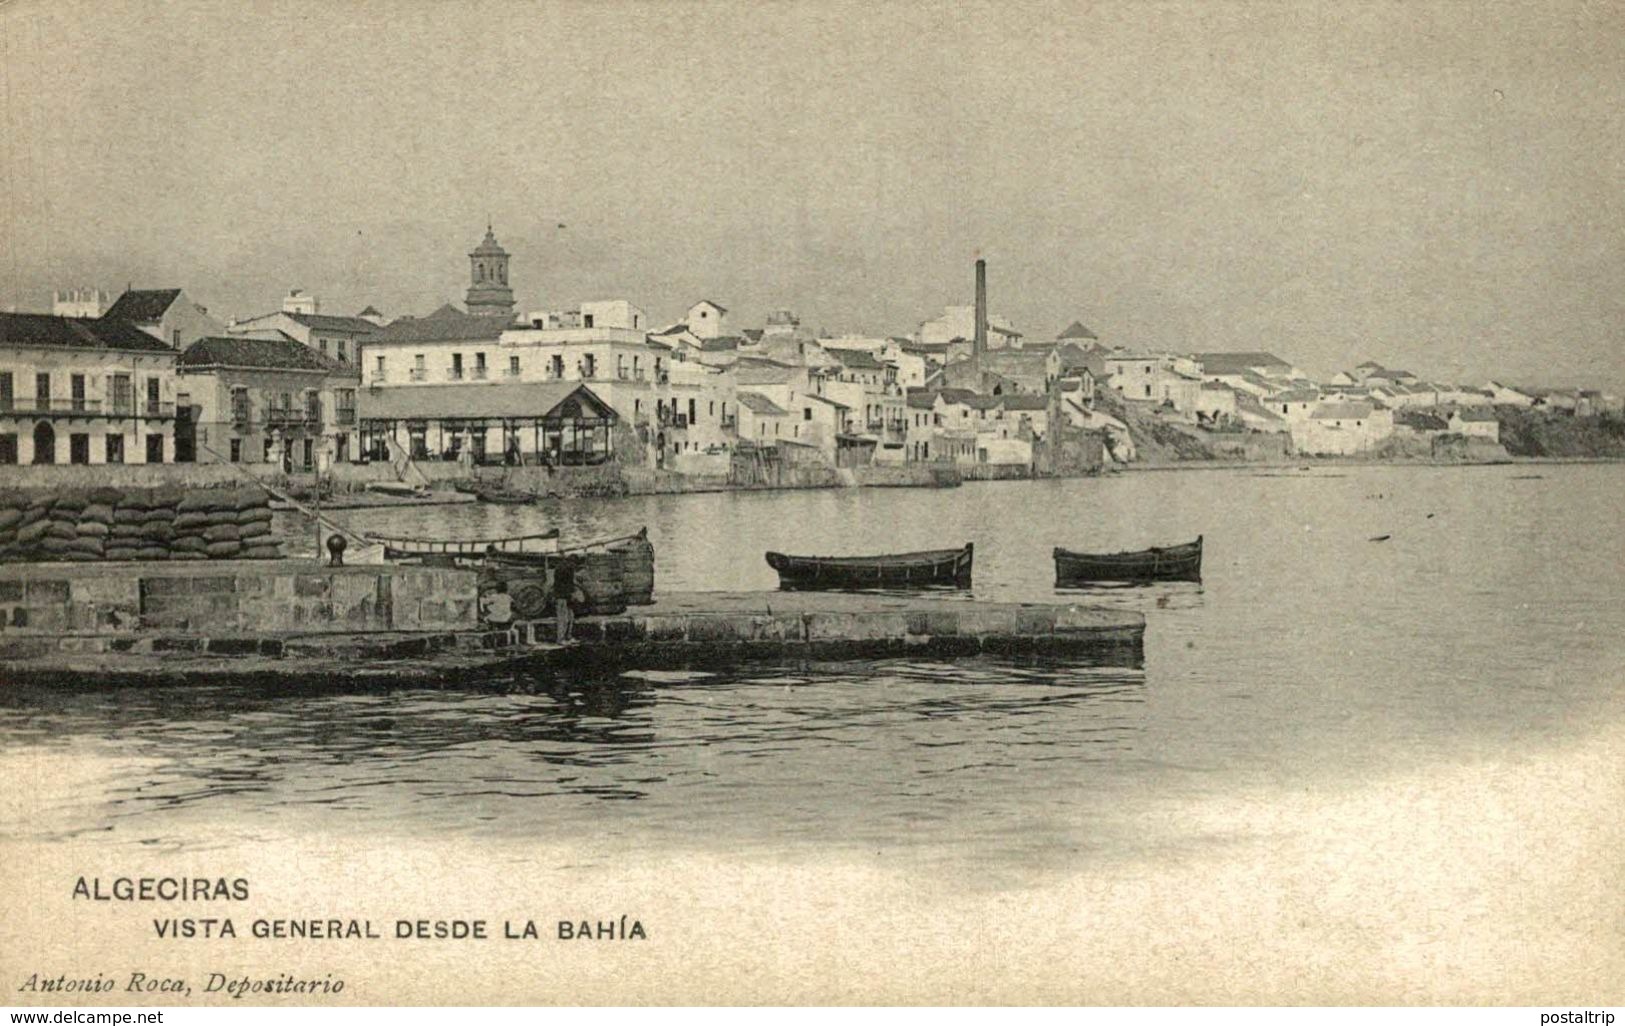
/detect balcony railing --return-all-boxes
[617,368,647,381]
[143,401,175,418]
[409,368,427,382]
[502,367,522,378]
[671,413,689,429]
[335,408,356,426]
[448,368,465,381]
[266,409,305,429]
[1,397,103,415]
[470,367,488,380]
[720,414,737,430]
[369,372,388,385]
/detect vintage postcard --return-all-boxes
[1,0,1622,1008]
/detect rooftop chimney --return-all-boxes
[974,258,988,359]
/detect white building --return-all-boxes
[52,288,113,319]
[104,288,223,350]
[1291,402,1394,455]
[1447,407,1500,441]
[917,305,1020,348]
[685,300,729,340]
[1,312,180,466]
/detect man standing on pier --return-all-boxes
[552,556,580,644]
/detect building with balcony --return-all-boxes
[0,312,179,465]
[177,335,362,468]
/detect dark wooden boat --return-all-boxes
[485,528,655,605]
[1053,536,1202,585]
[765,543,972,591]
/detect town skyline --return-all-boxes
[3,0,1622,389]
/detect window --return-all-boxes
[36,372,50,405]
[105,434,124,464]
[231,388,251,424]
[0,372,12,411]
[0,433,16,464]
[509,355,520,377]
[320,339,329,356]
[583,354,596,378]
[709,401,715,417]
[804,407,812,421]
[452,353,464,380]
[584,313,594,328]
[69,433,90,464]
[146,377,161,414]
[688,399,696,423]
[376,355,386,374]
[145,434,164,464]
[172,329,181,347]
[338,340,349,363]
[31,423,54,463]
[474,352,486,378]
[229,439,241,463]
[335,389,356,425]
[550,355,564,379]
[71,374,86,411]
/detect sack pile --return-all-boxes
[0,486,284,563]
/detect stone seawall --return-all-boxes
[0,589,1146,689]
[0,561,477,636]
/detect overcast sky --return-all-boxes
[2,0,1620,386]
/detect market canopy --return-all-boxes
[360,382,617,424]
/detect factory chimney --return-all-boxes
[973,258,987,360]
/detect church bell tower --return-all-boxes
[465,225,515,318]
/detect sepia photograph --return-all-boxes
[1,0,1622,1009]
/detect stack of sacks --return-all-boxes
[171,488,282,561]
[0,486,284,563]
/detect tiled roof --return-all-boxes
[369,310,509,344]
[1270,389,1321,403]
[179,336,345,373]
[735,362,796,386]
[1195,351,1292,375]
[736,391,788,416]
[288,312,378,334]
[700,336,743,352]
[1311,402,1375,420]
[690,299,728,314]
[361,382,615,422]
[1057,321,1099,341]
[358,305,382,317]
[822,347,886,370]
[998,394,1048,410]
[741,329,764,343]
[905,389,938,409]
[0,312,175,353]
[802,393,849,409]
[1451,407,1498,422]
[104,288,182,324]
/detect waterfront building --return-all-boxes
[1266,387,1322,422]
[1104,352,1203,414]
[176,335,362,468]
[1447,407,1501,442]
[1291,402,1394,455]
[0,312,179,465]
[103,288,223,350]
[359,380,618,466]
[735,391,791,445]
[1195,382,1240,425]
[1193,351,1299,383]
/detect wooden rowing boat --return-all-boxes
[367,528,561,558]
[1053,536,1202,585]
[764,543,972,591]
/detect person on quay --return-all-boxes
[552,555,581,645]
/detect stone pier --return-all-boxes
[0,563,1145,688]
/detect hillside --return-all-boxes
[1495,409,1625,458]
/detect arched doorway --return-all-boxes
[31,422,55,464]
[655,431,666,469]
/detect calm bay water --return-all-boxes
[2,463,1621,871]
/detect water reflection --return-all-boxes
[0,657,1147,855]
